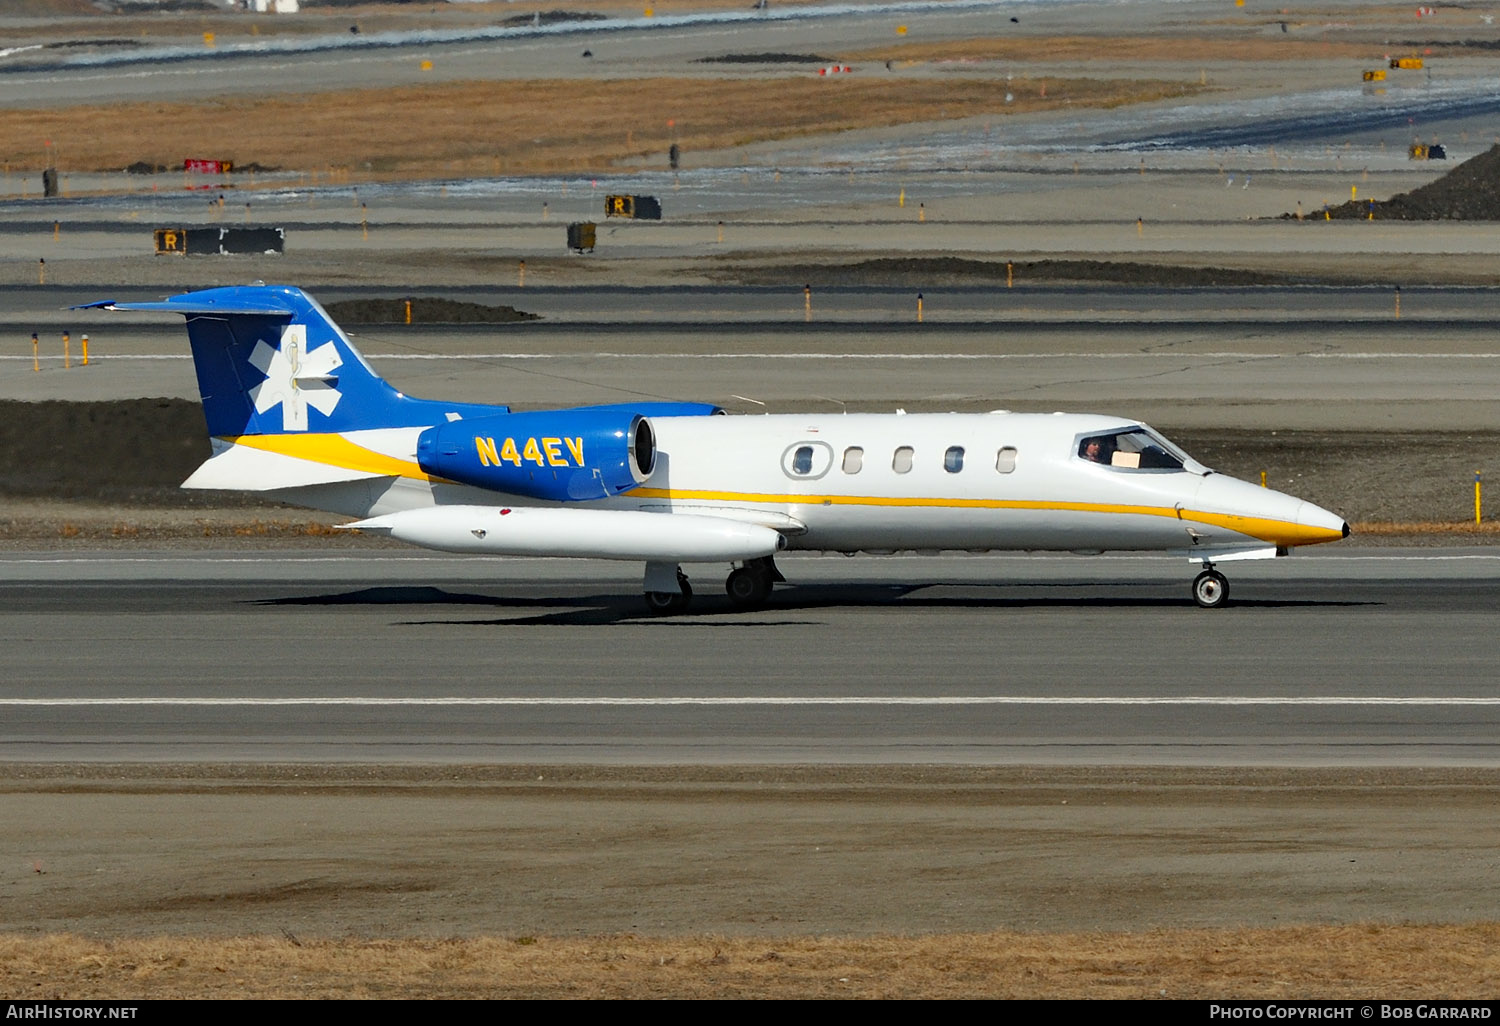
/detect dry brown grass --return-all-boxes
[849,35,1388,64]
[43,519,341,540]
[1354,520,1500,536]
[224,518,347,537]
[4,925,1497,998]
[0,76,1200,177]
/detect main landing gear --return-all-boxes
[725,556,784,609]
[643,563,693,614]
[642,557,784,614]
[1192,563,1229,609]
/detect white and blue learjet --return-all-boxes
[84,284,1349,611]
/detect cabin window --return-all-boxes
[944,446,965,473]
[1077,429,1185,471]
[995,447,1018,473]
[842,446,864,474]
[892,446,914,474]
[780,440,834,479]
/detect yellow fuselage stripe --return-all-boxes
[632,487,1340,547]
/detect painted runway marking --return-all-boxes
[4,696,1500,707]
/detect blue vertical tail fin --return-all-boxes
[80,285,505,437]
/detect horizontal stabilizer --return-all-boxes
[74,295,298,317]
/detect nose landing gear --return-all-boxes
[1192,564,1229,608]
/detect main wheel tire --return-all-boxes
[644,590,690,615]
[1192,570,1229,609]
[725,567,772,608]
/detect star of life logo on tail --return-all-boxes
[248,323,343,431]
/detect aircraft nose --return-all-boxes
[1192,474,1349,548]
[1296,500,1350,543]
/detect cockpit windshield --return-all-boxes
[1076,427,1190,471]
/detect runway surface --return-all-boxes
[15,281,1500,323]
[4,547,1498,765]
[6,282,1500,430]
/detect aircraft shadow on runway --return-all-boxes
[254,582,1376,626]
[258,585,816,626]
[259,586,516,607]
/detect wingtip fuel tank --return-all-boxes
[347,505,787,562]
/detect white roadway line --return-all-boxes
[3,696,1500,707]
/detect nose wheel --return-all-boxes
[1192,567,1229,609]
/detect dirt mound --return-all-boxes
[108,0,216,11]
[1301,144,1500,221]
[732,257,1294,287]
[498,10,607,27]
[696,53,835,64]
[0,399,211,505]
[323,297,538,325]
[12,0,113,13]
[44,38,142,51]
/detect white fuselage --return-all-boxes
[207,412,1346,560]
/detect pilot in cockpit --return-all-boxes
[1080,437,1114,464]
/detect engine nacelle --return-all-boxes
[416,410,655,502]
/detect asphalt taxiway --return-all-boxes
[4,548,1497,765]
